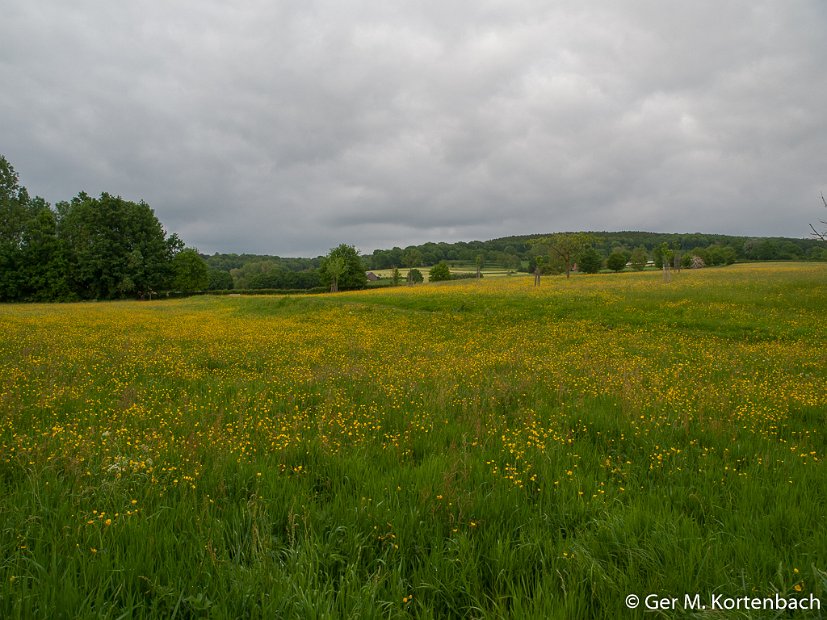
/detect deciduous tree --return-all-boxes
[57,193,173,299]
[321,244,367,292]
[630,246,648,271]
[577,247,603,274]
[606,251,628,272]
[543,233,596,278]
[172,249,209,292]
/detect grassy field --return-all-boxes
[368,266,514,283]
[1,263,825,618]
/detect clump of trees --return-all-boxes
[1,154,206,301]
[680,245,736,268]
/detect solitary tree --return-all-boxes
[320,244,367,292]
[474,253,484,279]
[547,233,595,278]
[630,246,648,271]
[533,255,546,286]
[658,243,674,282]
[324,256,345,292]
[606,251,628,272]
[403,248,423,285]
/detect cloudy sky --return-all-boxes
[2,1,826,256]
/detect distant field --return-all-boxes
[369,265,516,282]
[1,263,825,618]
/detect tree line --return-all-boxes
[0,155,208,302]
[361,231,826,274]
[5,151,824,301]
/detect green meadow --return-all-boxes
[0,263,825,618]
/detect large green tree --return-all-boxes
[0,156,32,300]
[320,244,367,291]
[18,203,70,300]
[0,156,70,301]
[533,233,596,278]
[57,192,175,299]
[172,249,210,292]
[577,247,603,274]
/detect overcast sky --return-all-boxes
[2,1,826,256]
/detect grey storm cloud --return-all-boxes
[2,1,826,255]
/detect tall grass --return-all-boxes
[0,263,825,618]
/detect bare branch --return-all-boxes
[811,194,827,241]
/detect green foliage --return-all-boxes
[606,251,628,272]
[248,270,320,290]
[0,155,40,301]
[577,246,603,274]
[172,249,210,292]
[205,253,320,273]
[320,244,367,291]
[323,256,345,292]
[391,267,401,286]
[364,232,825,273]
[630,246,648,271]
[429,261,452,282]
[57,192,174,298]
[0,154,208,301]
[17,206,70,301]
[403,247,423,269]
[408,268,423,284]
[208,269,234,290]
[535,232,598,278]
[653,243,675,269]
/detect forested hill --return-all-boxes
[359,230,825,270]
[201,230,826,284]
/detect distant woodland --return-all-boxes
[2,153,825,302]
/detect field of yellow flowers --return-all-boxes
[1,262,825,618]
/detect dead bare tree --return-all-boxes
[810,194,827,241]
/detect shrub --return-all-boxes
[429,261,452,282]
